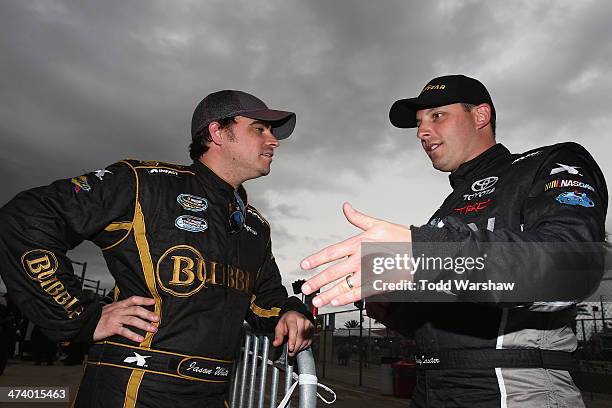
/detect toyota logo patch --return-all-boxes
[471,176,498,192]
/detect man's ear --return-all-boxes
[208,121,223,146]
[474,103,491,130]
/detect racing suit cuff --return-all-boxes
[71,304,103,344]
[410,224,455,244]
[280,296,315,325]
[409,225,464,283]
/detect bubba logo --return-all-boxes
[156,245,252,297]
[20,249,83,318]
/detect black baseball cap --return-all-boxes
[389,75,495,128]
[191,90,296,140]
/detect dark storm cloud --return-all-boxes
[2,1,610,200]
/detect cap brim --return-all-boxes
[241,109,296,140]
[389,98,435,128]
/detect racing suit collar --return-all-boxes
[191,160,248,205]
[449,143,510,189]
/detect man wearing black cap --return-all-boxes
[0,90,313,407]
[300,75,607,407]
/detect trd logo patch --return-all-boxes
[455,199,492,215]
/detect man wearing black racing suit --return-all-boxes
[300,75,607,407]
[0,90,314,407]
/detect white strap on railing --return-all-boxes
[275,372,336,408]
[240,347,336,407]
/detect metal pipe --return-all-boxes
[296,348,318,408]
[233,323,321,408]
[230,358,240,408]
[238,335,252,408]
[359,306,363,387]
[284,344,293,408]
[257,336,270,408]
[80,262,87,289]
[601,295,606,328]
[321,315,327,379]
[247,335,260,408]
[269,365,279,408]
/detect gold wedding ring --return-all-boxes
[345,274,354,289]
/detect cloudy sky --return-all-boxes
[1,0,611,316]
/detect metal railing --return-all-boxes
[229,324,319,408]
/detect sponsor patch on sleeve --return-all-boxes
[94,169,113,180]
[544,179,595,192]
[70,175,91,193]
[550,163,583,176]
[20,249,83,318]
[555,191,595,208]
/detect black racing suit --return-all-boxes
[0,159,310,407]
[380,143,608,407]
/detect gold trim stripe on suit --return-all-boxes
[250,295,280,318]
[120,161,163,408]
[102,222,133,251]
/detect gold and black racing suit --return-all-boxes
[0,159,310,407]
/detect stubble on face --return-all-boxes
[225,116,275,180]
[416,104,484,173]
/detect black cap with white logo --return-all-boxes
[191,90,296,140]
[389,74,495,128]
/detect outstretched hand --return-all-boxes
[300,202,412,307]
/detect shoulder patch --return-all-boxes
[124,159,194,176]
[527,142,592,162]
[246,206,269,227]
[511,150,542,164]
[127,159,190,171]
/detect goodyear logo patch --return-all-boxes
[177,194,208,212]
[175,215,208,232]
[70,175,91,192]
[20,249,83,318]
